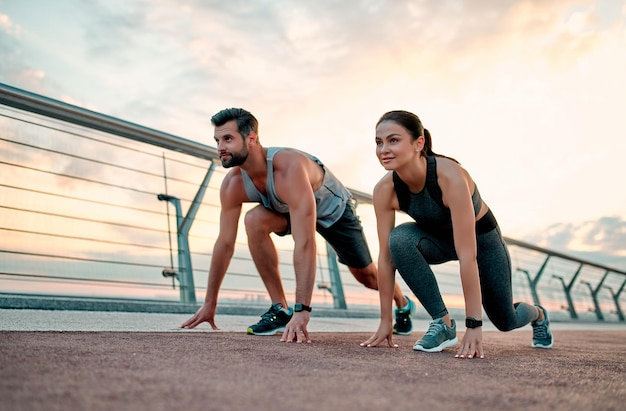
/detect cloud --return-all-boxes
[0,13,28,85]
[522,216,626,270]
[0,13,20,36]
[2,0,625,238]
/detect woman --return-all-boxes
[361,110,553,359]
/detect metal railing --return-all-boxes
[1,82,624,320]
[0,83,377,311]
[505,237,626,321]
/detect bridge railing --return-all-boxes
[1,83,624,320]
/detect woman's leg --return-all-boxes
[477,227,539,331]
[388,223,456,319]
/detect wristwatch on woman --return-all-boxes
[465,317,483,328]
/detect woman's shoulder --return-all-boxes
[373,172,398,205]
[434,156,467,177]
[434,156,475,191]
[374,171,394,190]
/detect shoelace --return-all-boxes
[424,321,445,337]
[259,308,280,322]
[533,323,548,339]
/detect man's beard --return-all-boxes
[220,147,249,168]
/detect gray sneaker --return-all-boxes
[531,305,554,348]
[413,318,458,352]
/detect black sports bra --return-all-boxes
[392,156,496,236]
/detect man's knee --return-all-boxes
[244,207,272,235]
[245,207,289,239]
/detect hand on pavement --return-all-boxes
[280,312,311,343]
[360,321,398,348]
[455,327,484,359]
[180,303,219,330]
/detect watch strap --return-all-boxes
[465,317,483,328]
[294,303,312,312]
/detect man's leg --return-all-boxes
[348,263,408,308]
[244,206,289,309]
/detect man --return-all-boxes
[181,108,413,343]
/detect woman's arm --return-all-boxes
[438,159,484,358]
[361,174,398,348]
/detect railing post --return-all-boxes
[516,255,550,307]
[581,270,610,321]
[325,244,347,309]
[158,162,217,304]
[552,262,583,319]
[603,278,626,322]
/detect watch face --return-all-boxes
[465,318,482,328]
[294,303,311,312]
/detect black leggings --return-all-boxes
[388,223,537,331]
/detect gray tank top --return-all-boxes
[239,147,351,228]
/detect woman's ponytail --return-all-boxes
[422,129,435,157]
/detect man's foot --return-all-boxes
[531,305,553,348]
[393,295,415,335]
[413,318,458,352]
[246,303,292,335]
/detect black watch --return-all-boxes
[465,317,483,328]
[294,303,312,312]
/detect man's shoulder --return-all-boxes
[221,167,246,193]
[220,170,253,205]
[272,146,306,158]
[272,147,317,167]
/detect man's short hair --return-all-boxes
[211,108,258,138]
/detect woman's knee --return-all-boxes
[492,319,516,332]
[388,224,416,256]
[486,308,518,332]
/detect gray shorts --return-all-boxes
[276,201,373,269]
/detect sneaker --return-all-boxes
[393,295,415,335]
[246,303,292,336]
[413,318,458,352]
[531,305,553,348]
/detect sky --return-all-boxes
[1,0,625,269]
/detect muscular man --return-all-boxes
[181,108,413,342]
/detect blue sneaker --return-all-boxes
[247,303,292,335]
[413,318,458,352]
[393,295,415,335]
[531,305,553,348]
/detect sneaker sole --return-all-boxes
[413,337,458,352]
[246,326,285,336]
[532,341,553,349]
[393,329,413,336]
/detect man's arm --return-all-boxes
[273,151,320,343]
[180,172,244,329]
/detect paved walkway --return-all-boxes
[1,309,625,411]
[1,308,626,332]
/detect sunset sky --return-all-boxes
[1,0,625,269]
